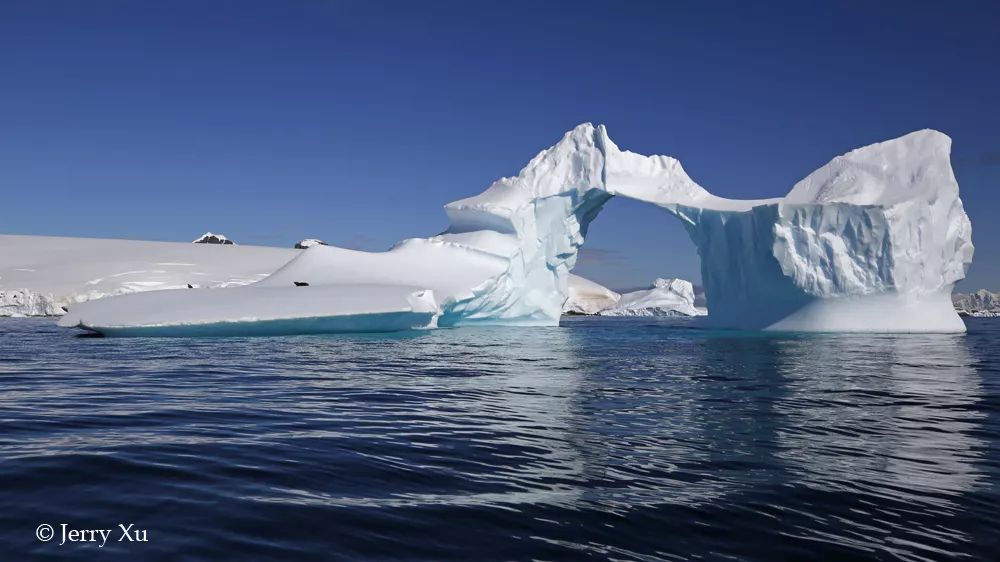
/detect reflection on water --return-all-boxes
[774,334,984,495]
[0,316,997,560]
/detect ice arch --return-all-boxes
[61,124,974,335]
[435,123,974,332]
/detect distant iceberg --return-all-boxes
[47,124,972,336]
[953,289,1000,317]
[562,275,704,317]
[599,279,706,317]
[563,274,621,315]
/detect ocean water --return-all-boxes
[1,316,998,561]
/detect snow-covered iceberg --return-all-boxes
[0,235,296,317]
[54,123,973,336]
[599,278,706,317]
[953,289,1000,317]
[561,275,704,317]
[563,274,621,315]
[443,123,973,332]
[60,284,438,336]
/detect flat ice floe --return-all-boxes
[15,123,975,336]
[58,285,437,336]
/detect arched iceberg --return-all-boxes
[59,124,973,335]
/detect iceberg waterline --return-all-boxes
[50,123,972,335]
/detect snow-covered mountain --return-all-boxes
[0,235,296,317]
[57,124,973,336]
[953,290,1000,317]
[599,278,706,317]
[192,232,235,245]
[295,239,328,249]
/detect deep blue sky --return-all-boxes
[1,1,997,290]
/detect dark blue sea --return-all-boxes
[1,316,998,561]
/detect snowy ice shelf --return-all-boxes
[1,235,296,317]
[56,124,973,335]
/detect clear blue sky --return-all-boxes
[1,1,997,290]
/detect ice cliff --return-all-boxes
[56,124,973,336]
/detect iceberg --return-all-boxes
[562,275,704,317]
[599,278,706,317]
[59,284,437,336]
[438,124,972,332]
[953,289,1000,317]
[0,235,296,317]
[53,123,973,336]
[563,274,621,315]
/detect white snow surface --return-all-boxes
[0,235,295,317]
[45,123,973,335]
[59,285,437,336]
[563,274,620,315]
[599,278,706,317]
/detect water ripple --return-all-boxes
[0,316,998,560]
